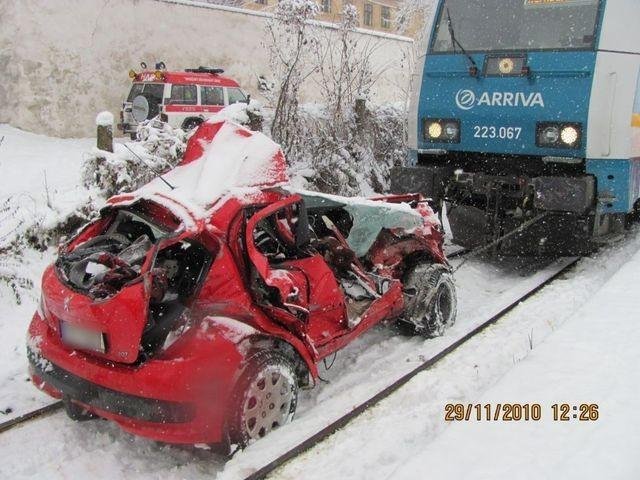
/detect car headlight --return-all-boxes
[536,122,582,149]
[424,118,460,143]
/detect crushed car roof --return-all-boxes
[107,120,426,249]
[108,120,289,227]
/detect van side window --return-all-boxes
[227,87,247,105]
[170,84,197,105]
[201,86,224,106]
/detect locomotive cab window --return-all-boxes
[431,0,601,53]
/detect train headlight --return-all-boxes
[536,122,582,149]
[541,126,560,145]
[424,118,460,143]
[443,122,460,140]
[427,122,443,139]
[560,126,579,146]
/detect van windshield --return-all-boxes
[430,0,601,53]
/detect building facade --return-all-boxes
[241,0,410,36]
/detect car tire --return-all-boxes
[227,351,298,448]
[182,118,203,131]
[399,263,457,338]
[62,396,97,422]
[130,132,137,141]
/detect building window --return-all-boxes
[364,3,373,27]
[381,6,391,29]
[255,0,266,4]
[320,0,331,14]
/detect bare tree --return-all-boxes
[264,0,319,158]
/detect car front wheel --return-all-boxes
[400,263,457,337]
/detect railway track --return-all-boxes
[0,254,578,475]
[0,401,62,434]
[242,256,581,480]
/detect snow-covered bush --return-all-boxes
[288,102,405,196]
[0,196,36,303]
[82,119,186,198]
[208,99,265,131]
[268,5,404,197]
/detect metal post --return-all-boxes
[96,111,114,153]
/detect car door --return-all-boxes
[245,195,348,346]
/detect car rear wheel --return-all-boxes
[400,263,457,337]
[228,351,298,447]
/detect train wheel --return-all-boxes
[228,351,298,447]
[400,263,457,338]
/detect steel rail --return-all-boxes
[0,401,62,434]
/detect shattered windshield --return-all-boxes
[431,0,601,53]
[300,192,423,258]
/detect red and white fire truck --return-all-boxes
[118,63,248,139]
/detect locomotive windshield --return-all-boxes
[430,0,601,53]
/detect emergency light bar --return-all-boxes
[185,67,225,75]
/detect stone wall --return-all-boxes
[0,0,413,137]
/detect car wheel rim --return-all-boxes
[242,367,295,441]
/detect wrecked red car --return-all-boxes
[27,120,456,447]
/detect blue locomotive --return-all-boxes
[393,0,640,254]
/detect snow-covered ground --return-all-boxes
[272,235,640,480]
[0,124,94,418]
[1,124,639,479]
[391,249,640,480]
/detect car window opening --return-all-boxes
[142,240,212,355]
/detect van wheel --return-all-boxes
[182,118,203,131]
[227,351,298,448]
[399,263,457,338]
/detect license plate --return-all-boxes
[60,321,106,353]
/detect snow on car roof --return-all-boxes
[109,120,288,227]
[291,188,424,257]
